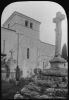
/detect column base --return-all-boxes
[49,56,67,69]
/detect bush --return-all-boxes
[2,79,25,99]
[2,80,17,99]
[9,79,16,85]
[2,80,13,92]
[61,43,68,61]
[54,89,68,97]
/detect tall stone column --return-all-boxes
[53,12,65,57]
[50,12,66,69]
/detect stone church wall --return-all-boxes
[9,23,40,40]
[1,27,55,78]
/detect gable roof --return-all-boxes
[1,27,16,32]
[3,11,41,26]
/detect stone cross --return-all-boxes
[9,49,14,59]
[53,12,65,57]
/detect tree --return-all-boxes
[61,43,68,61]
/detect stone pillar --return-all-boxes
[50,12,66,69]
[53,12,65,57]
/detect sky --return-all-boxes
[1,1,67,49]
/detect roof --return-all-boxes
[1,27,16,32]
[3,11,41,26]
[39,40,55,47]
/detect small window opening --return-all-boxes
[27,48,29,59]
[25,20,28,27]
[30,23,33,29]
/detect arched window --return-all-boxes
[27,48,29,59]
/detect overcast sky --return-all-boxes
[1,1,67,48]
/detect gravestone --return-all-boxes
[50,12,66,69]
[9,49,15,59]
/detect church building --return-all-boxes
[1,11,55,78]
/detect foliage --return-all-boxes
[61,43,68,61]
[2,80,17,99]
[34,68,42,75]
[2,77,34,99]
[9,79,16,85]
[2,69,68,99]
[54,89,68,97]
[2,78,27,99]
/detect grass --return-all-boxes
[1,78,32,99]
[2,80,17,99]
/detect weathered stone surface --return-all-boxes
[53,96,67,99]
[35,79,53,86]
[24,82,41,92]
[50,56,66,63]
[29,91,40,98]
[21,83,40,98]
[58,82,67,88]
[20,77,68,99]
[21,87,31,95]
[39,95,50,99]
[41,68,67,77]
[46,88,55,92]
[14,92,23,99]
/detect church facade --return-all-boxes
[1,11,55,78]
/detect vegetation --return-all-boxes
[1,77,34,99]
[61,43,68,61]
[1,56,68,99]
[14,70,68,99]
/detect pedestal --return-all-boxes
[49,55,67,69]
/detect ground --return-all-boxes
[1,78,32,99]
[1,69,68,99]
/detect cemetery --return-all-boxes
[1,11,68,99]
